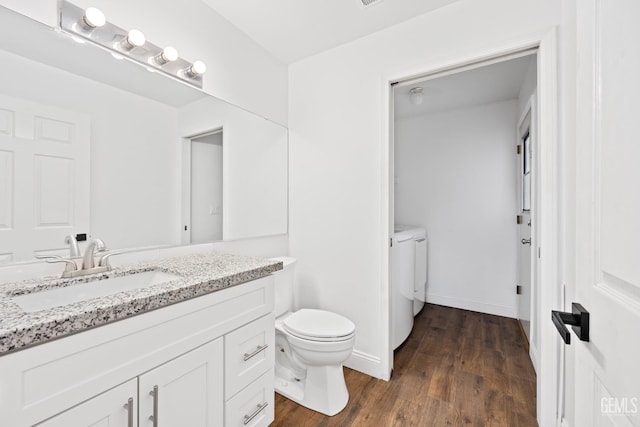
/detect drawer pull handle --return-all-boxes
[243,344,269,361]
[243,401,269,425]
[124,397,134,427]
[149,385,159,427]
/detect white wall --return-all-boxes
[289,0,562,379]
[0,0,288,125]
[395,100,518,317]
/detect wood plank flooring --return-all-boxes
[272,303,537,426]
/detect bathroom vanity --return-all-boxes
[0,252,281,426]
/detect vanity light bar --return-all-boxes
[59,0,205,88]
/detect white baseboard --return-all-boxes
[426,293,517,318]
[344,349,386,380]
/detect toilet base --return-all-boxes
[274,364,349,416]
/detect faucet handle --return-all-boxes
[41,258,78,272]
[35,254,62,260]
[98,250,124,269]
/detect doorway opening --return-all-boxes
[388,49,547,420]
[181,129,223,244]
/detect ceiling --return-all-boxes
[394,55,536,120]
[201,0,461,63]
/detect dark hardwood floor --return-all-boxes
[272,303,537,426]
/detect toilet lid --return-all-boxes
[283,309,355,341]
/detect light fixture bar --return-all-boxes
[59,0,205,88]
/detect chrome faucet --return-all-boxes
[82,238,106,270]
[37,237,121,278]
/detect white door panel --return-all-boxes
[573,0,640,425]
[0,94,90,262]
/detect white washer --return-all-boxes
[395,225,428,316]
[391,230,415,349]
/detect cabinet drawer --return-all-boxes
[225,313,274,397]
[225,370,274,427]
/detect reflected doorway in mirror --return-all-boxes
[183,129,223,244]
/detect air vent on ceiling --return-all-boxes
[360,0,383,7]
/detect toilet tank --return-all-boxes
[269,257,296,317]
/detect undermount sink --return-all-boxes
[13,270,182,313]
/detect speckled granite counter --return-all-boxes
[0,252,282,355]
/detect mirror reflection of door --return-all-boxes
[190,130,223,244]
[517,110,533,343]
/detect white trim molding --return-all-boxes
[344,349,384,379]
[426,293,517,319]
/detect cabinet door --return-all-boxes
[38,379,136,427]
[138,338,223,427]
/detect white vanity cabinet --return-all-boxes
[0,275,275,427]
[38,379,138,427]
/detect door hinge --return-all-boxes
[516,285,522,295]
[517,145,522,154]
[390,238,393,247]
[516,215,523,224]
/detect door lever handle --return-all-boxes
[521,238,531,245]
[551,303,589,344]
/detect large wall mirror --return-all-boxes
[0,6,288,264]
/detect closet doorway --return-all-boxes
[389,52,540,368]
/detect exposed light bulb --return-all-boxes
[82,7,106,29]
[153,46,179,65]
[409,87,424,105]
[184,60,207,78]
[118,29,146,50]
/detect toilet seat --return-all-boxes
[282,309,355,342]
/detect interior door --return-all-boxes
[0,93,90,262]
[517,111,533,343]
[572,0,640,425]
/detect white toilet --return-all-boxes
[270,257,356,416]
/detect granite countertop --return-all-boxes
[0,252,282,356]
